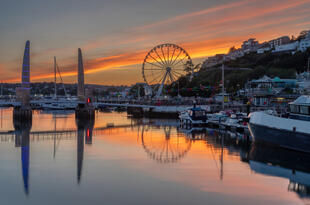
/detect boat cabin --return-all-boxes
[187,107,207,121]
[288,95,310,120]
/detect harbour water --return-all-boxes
[0,108,308,205]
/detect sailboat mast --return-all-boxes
[56,64,69,98]
[54,56,57,99]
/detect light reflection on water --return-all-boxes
[0,108,308,205]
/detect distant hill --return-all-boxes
[175,48,310,95]
[166,48,310,97]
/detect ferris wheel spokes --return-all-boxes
[148,53,165,67]
[168,46,176,65]
[142,43,192,98]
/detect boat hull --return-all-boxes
[248,122,310,153]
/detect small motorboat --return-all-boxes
[179,105,208,127]
[220,114,248,133]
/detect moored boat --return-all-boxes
[179,105,207,127]
[248,95,310,153]
[41,99,77,110]
[221,113,248,133]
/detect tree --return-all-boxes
[297,30,308,40]
[184,61,201,74]
[291,35,296,41]
[228,46,237,53]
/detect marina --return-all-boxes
[1,39,310,157]
[1,1,310,204]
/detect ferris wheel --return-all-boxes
[142,43,193,98]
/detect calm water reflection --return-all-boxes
[0,108,309,205]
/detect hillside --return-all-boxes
[168,48,310,96]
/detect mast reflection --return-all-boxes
[75,117,94,184]
[13,118,32,195]
[178,127,251,180]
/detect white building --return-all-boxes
[297,72,310,93]
[298,39,310,52]
[298,31,310,52]
[202,54,225,69]
[273,41,298,53]
[272,30,310,53]
[269,36,290,48]
[257,47,271,54]
[227,48,244,60]
[241,38,259,53]
[257,43,271,54]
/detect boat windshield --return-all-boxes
[194,110,205,117]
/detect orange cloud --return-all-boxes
[5,50,147,83]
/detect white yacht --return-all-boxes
[248,95,310,152]
[40,98,77,110]
[207,111,228,123]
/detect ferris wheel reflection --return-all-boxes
[138,125,192,164]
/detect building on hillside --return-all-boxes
[227,48,244,60]
[268,36,290,48]
[298,31,310,52]
[201,54,225,69]
[298,38,310,52]
[273,41,298,53]
[272,31,310,53]
[257,42,271,54]
[297,71,310,93]
[241,38,259,53]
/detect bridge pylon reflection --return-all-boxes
[13,117,32,195]
[75,117,95,184]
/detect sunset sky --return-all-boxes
[1,0,310,85]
